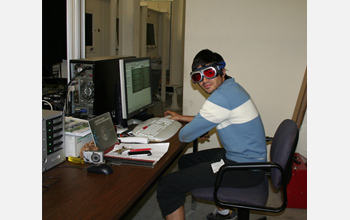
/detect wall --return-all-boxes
[183,0,307,150]
[169,0,185,86]
[145,9,160,58]
[146,1,172,60]
[86,0,110,58]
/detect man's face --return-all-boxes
[197,65,226,94]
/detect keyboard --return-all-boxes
[132,117,182,141]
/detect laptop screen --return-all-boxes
[89,112,119,151]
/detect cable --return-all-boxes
[63,72,81,116]
[63,66,93,116]
[64,84,75,116]
[42,166,87,193]
[42,100,53,110]
[55,165,87,171]
[42,175,61,193]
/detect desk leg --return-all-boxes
[193,139,198,153]
[191,138,198,210]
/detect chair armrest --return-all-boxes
[213,162,287,213]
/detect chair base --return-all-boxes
[238,208,267,220]
[191,199,267,220]
[238,208,249,220]
[191,195,196,210]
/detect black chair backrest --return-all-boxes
[270,119,299,189]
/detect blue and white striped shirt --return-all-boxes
[179,78,267,163]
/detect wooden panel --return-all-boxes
[292,67,307,129]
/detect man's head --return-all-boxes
[191,49,230,94]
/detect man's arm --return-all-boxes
[164,111,194,123]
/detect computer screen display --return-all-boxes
[119,57,153,120]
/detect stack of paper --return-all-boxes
[104,143,169,167]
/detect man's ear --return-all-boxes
[221,68,226,78]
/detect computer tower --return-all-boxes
[42,110,65,172]
[69,56,135,120]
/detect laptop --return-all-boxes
[88,112,120,152]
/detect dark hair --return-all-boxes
[191,49,231,79]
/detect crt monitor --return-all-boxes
[119,57,153,124]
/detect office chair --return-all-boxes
[191,119,299,220]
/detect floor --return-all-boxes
[123,93,307,220]
[148,92,183,118]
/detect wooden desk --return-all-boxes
[42,128,188,220]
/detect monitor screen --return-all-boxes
[119,57,153,120]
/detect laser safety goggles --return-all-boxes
[190,61,226,83]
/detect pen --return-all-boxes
[129,148,152,152]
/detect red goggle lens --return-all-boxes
[203,68,216,78]
[191,73,202,82]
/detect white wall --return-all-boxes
[183,0,307,150]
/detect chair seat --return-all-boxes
[191,176,269,207]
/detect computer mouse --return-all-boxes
[86,164,113,175]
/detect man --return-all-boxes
[157,49,267,220]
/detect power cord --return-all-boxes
[42,166,87,193]
[42,100,53,110]
[42,175,60,193]
[63,66,93,116]
[55,165,87,171]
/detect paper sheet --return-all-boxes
[211,159,225,173]
[105,143,169,162]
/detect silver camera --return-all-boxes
[83,151,104,164]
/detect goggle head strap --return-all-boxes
[215,61,226,72]
[213,61,226,76]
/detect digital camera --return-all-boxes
[83,151,104,164]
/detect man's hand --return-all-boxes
[164,111,194,123]
[200,132,210,140]
[164,111,181,120]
